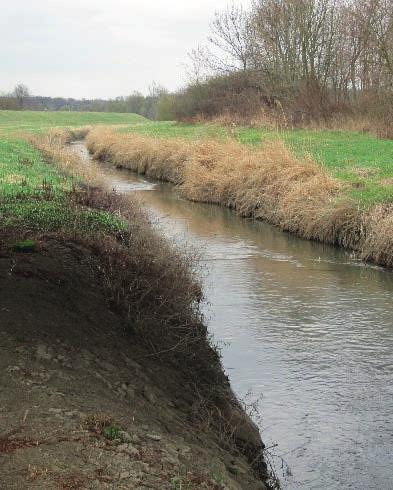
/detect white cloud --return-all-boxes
[0,0,250,98]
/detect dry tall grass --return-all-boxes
[86,127,393,267]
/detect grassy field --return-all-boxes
[122,121,393,207]
[0,110,146,135]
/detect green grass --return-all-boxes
[121,120,229,139]
[122,121,393,207]
[0,110,146,135]
[0,138,127,235]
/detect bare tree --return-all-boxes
[13,84,30,109]
[199,0,392,95]
[207,3,257,72]
[251,0,340,87]
[368,0,393,83]
[186,46,212,84]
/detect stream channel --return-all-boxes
[72,142,393,490]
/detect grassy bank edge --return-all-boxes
[0,127,273,486]
[86,127,393,268]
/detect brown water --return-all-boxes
[72,142,393,489]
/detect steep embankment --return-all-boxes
[0,131,270,489]
[86,127,393,268]
[0,239,267,490]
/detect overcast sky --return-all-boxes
[1,0,249,99]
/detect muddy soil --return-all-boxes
[0,238,267,490]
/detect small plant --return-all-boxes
[13,239,37,253]
[27,465,49,482]
[103,425,122,441]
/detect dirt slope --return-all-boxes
[0,239,268,490]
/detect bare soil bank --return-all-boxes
[86,128,393,268]
[0,237,270,489]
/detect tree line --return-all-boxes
[175,0,393,126]
[0,83,175,120]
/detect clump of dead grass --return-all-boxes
[87,127,191,185]
[44,126,91,144]
[85,127,392,267]
[362,204,393,268]
[84,413,115,435]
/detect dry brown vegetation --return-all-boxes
[86,127,393,267]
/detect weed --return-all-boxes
[27,465,49,482]
[103,425,122,441]
[54,473,87,490]
[19,157,33,166]
[84,415,126,443]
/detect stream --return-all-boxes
[72,142,393,490]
